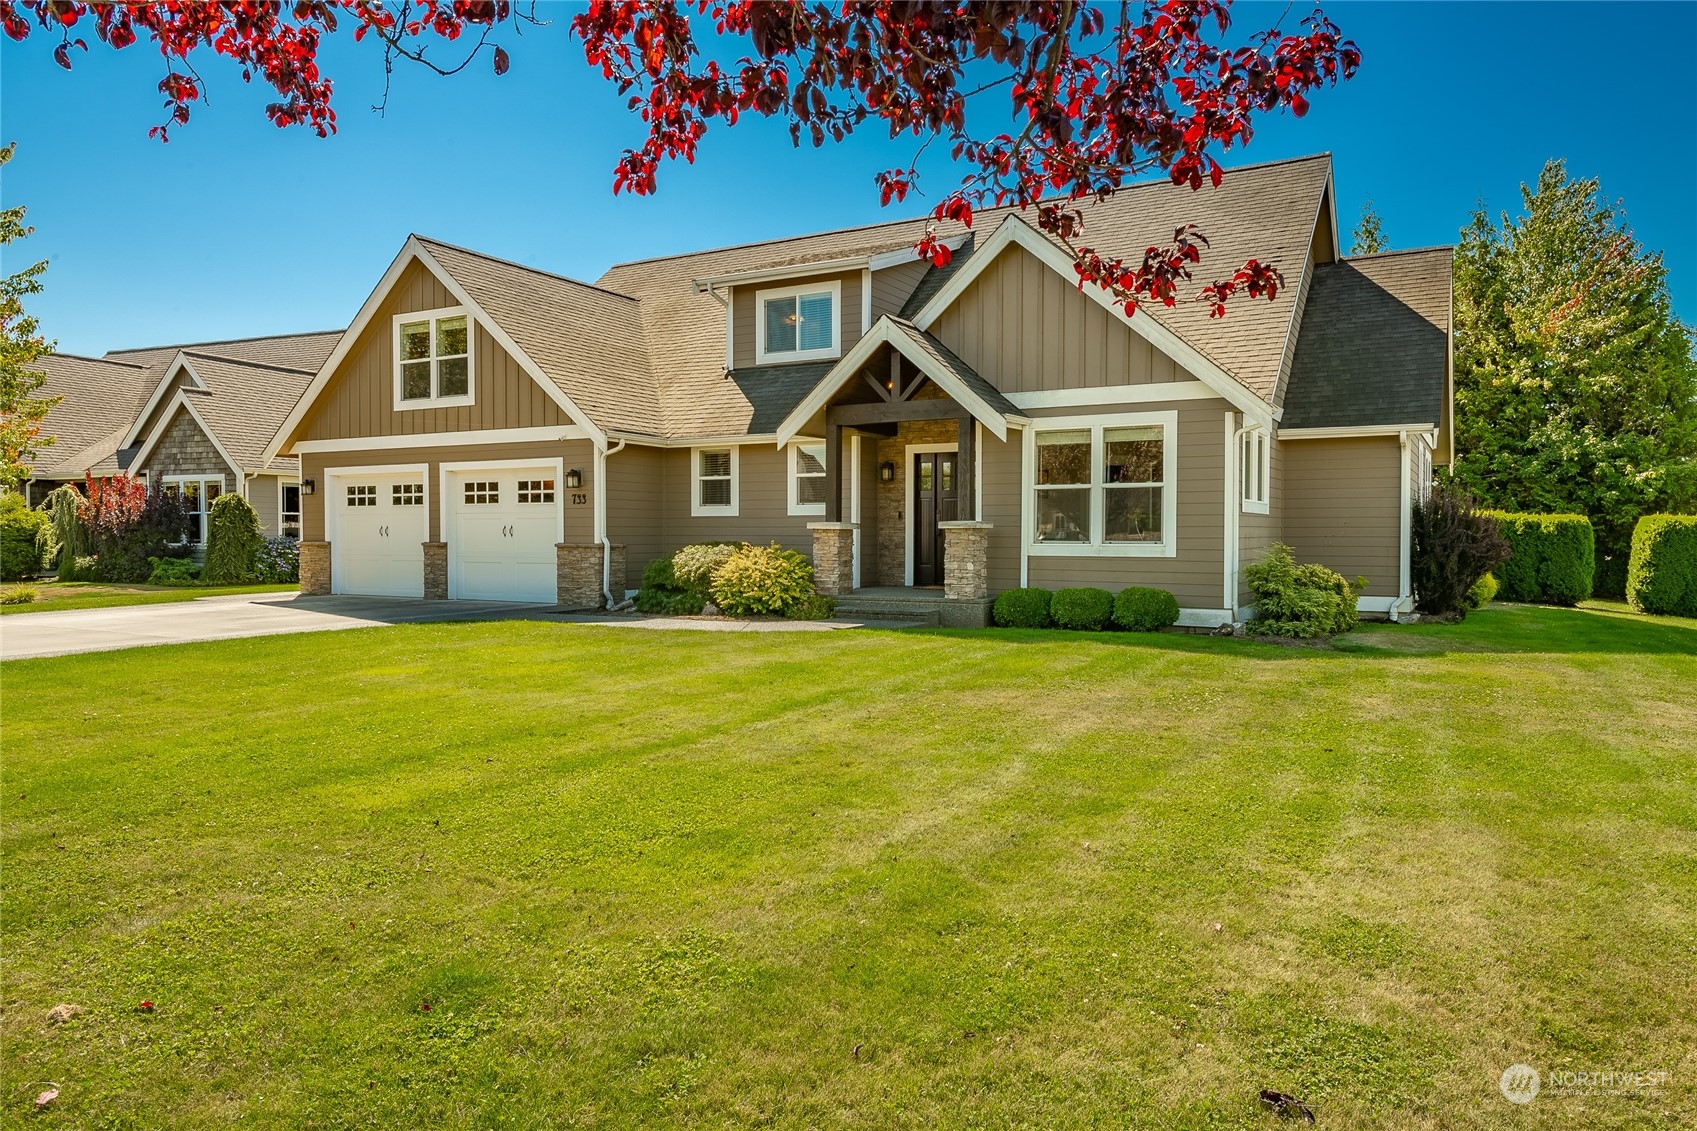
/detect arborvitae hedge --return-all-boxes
[1627,515,1697,618]
[1482,512,1595,605]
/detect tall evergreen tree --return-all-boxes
[1450,159,1697,594]
[1351,198,1387,255]
[0,143,58,494]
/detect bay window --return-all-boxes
[755,280,841,364]
[394,306,473,408]
[1026,412,1177,556]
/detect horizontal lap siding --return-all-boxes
[248,474,283,537]
[607,445,666,582]
[1023,400,1227,609]
[299,259,572,441]
[870,259,929,321]
[301,439,595,543]
[1237,434,1284,606]
[929,244,1192,393]
[731,270,865,370]
[658,445,813,556]
[1282,437,1401,597]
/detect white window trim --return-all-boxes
[392,305,475,410]
[690,445,740,518]
[754,280,842,366]
[1241,427,1270,515]
[1022,410,1178,558]
[278,479,302,539]
[162,474,225,544]
[787,438,827,516]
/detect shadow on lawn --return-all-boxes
[906,603,1697,659]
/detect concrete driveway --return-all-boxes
[0,593,903,661]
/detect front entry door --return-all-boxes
[912,450,959,587]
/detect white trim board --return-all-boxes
[909,214,1274,426]
[1279,424,1435,440]
[122,352,208,448]
[292,426,591,454]
[128,390,242,482]
[265,237,608,464]
[1006,381,1220,410]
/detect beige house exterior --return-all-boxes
[250,152,1449,624]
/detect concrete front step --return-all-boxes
[831,592,993,628]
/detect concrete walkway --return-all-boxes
[0,593,905,661]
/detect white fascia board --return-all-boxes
[867,233,970,272]
[772,318,1011,447]
[121,352,207,448]
[129,390,242,480]
[292,425,592,454]
[1279,424,1435,440]
[910,214,1274,426]
[692,256,869,292]
[1006,380,1220,409]
[607,431,776,449]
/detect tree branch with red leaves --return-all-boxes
[3,0,1358,317]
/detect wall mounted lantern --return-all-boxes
[879,461,896,483]
[301,478,316,496]
[564,468,583,489]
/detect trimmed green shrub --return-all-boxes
[1,494,50,581]
[1245,543,1363,638]
[1051,587,1114,631]
[634,550,709,615]
[1464,572,1498,611]
[1627,515,1697,617]
[1,584,38,605]
[255,537,300,584]
[992,587,1053,628]
[148,556,201,584]
[1484,512,1595,605]
[1412,485,1510,617]
[1114,586,1179,632]
[202,494,263,583]
[786,592,836,621]
[710,542,816,616]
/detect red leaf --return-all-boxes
[493,46,509,76]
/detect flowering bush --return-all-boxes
[254,537,300,584]
[710,542,816,617]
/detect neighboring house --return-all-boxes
[266,153,1452,624]
[25,331,341,547]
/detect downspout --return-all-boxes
[1396,428,1411,622]
[597,438,627,607]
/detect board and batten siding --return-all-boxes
[1021,398,1228,609]
[1281,437,1402,598]
[979,424,1024,594]
[731,270,866,370]
[297,259,573,442]
[928,243,1196,393]
[300,438,595,544]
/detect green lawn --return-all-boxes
[3,605,1693,1128]
[0,580,299,614]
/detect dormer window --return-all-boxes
[755,280,841,365]
[394,306,474,409]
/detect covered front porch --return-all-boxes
[776,316,1024,626]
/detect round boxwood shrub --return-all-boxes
[1483,511,1595,606]
[1627,514,1697,618]
[1114,586,1179,632]
[1050,586,1114,631]
[1463,572,1498,611]
[202,493,263,583]
[992,586,1053,628]
[710,541,816,616]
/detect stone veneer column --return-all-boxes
[556,543,624,609]
[422,542,448,599]
[938,521,992,601]
[299,541,331,595]
[807,522,857,596]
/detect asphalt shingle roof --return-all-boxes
[1282,247,1452,429]
[174,353,317,472]
[27,354,156,479]
[106,329,343,373]
[885,317,1022,421]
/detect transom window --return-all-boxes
[1027,413,1177,557]
[464,481,500,505]
[755,280,841,364]
[346,484,377,507]
[393,483,425,506]
[518,479,555,504]
[1241,428,1270,514]
[692,446,739,516]
[394,307,473,408]
[788,441,826,515]
[164,476,224,544]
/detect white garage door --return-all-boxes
[446,467,561,603]
[330,471,429,597]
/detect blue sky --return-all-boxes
[2,1,1693,357]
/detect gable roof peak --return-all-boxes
[410,234,639,302]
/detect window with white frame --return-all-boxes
[788,440,827,515]
[1241,428,1270,514]
[755,280,841,364]
[164,476,224,544]
[280,482,302,539]
[692,446,738,516]
[1028,413,1176,556]
[395,307,473,407]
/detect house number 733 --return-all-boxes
[571,492,588,506]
